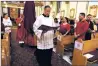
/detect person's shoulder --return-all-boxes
[37,15,43,19]
[85,20,89,24]
[77,21,80,24]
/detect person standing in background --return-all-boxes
[59,17,70,35]
[33,5,55,66]
[54,18,59,27]
[85,14,94,40]
[16,14,24,47]
[69,19,75,35]
[2,13,12,33]
[75,13,89,40]
[70,13,89,61]
[1,16,5,39]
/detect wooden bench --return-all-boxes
[55,31,74,55]
[1,33,11,66]
[92,32,98,39]
[2,47,8,66]
[72,39,98,66]
[95,33,98,39]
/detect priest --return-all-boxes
[33,5,56,66]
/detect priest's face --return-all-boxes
[44,8,51,16]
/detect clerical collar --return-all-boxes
[42,14,49,17]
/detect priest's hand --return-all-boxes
[41,30,47,36]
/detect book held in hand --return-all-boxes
[38,25,59,31]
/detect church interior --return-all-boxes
[1,1,98,66]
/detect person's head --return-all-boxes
[61,17,69,23]
[70,19,75,25]
[3,13,8,19]
[87,14,92,21]
[43,5,51,16]
[79,13,85,21]
[54,18,58,23]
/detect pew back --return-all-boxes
[83,39,98,54]
[56,31,74,55]
[1,47,8,66]
[72,39,98,66]
[72,49,87,66]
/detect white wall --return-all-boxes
[76,2,88,20]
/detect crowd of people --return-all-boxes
[33,5,98,66]
[1,5,98,66]
[54,13,98,40]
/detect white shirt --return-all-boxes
[33,15,55,50]
[3,17,12,26]
[3,17,12,33]
[54,22,60,27]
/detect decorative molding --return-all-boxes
[70,8,75,18]
[89,5,98,17]
[61,10,65,17]
[1,1,44,8]
[10,8,18,18]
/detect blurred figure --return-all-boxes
[59,17,70,35]
[85,14,94,40]
[70,13,89,61]
[59,16,63,25]
[54,18,59,27]
[1,16,4,32]
[54,18,59,45]
[74,19,78,28]
[16,14,24,47]
[1,16,5,39]
[75,13,89,40]
[69,19,75,35]
[69,19,75,25]
[2,13,12,33]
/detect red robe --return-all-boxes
[16,18,35,46]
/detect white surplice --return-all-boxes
[33,15,56,50]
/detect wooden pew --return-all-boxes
[72,39,98,66]
[95,33,98,39]
[1,47,8,66]
[56,31,74,55]
[1,33,11,66]
[92,32,98,39]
